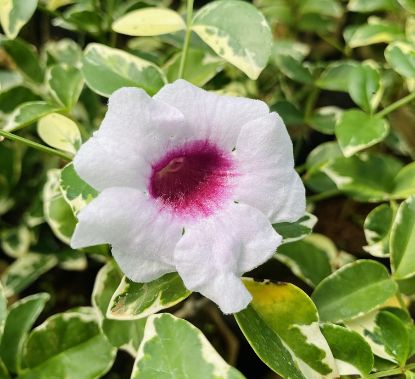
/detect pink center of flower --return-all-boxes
[149,140,234,218]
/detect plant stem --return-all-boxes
[304,87,320,121]
[0,130,73,161]
[360,363,415,378]
[376,91,415,118]
[307,189,341,203]
[178,0,194,79]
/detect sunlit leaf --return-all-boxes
[192,0,272,79]
[46,64,84,110]
[112,8,185,36]
[20,310,116,379]
[37,113,81,155]
[235,279,337,378]
[0,0,37,39]
[81,43,166,97]
[59,163,97,215]
[132,314,245,379]
[344,19,404,48]
[108,273,191,320]
[335,110,389,157]
[4,101,62,132]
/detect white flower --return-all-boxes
[70,80,305,314]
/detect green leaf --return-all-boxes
[374,310,410,366]
[274,54,313,84]
[0,86,39,114]
[299,0,343,18]
[1,253,57,297]
[271,101,304,126]
[272,212,317,244]
[320,323,374,376]
[364,203,395,257]
[316,61,358,92]
[335,110,389,157]
[43,169,77,244]
[19,310,116,379]
[132,313,245,379]
[385,41,415,78]
[235,279,337,378]
[45,38,82,66]
[276,234,334,287]
[272,40,310,61]
[108,273,191,320]
[392,162,415,198]
[57,250,87,271]
[43,0,73,11]
[112,7,185,36]
[348,63,382,113]
[92,261,146,355]
[0,293,49,374]
[165,48,224,86]
[323,153,403,202]
[61,5,102,35]
[345,308,408,366]
[304,142,342,193]
[81,43,166,97]
[348,0,399,12]
[0,359,10,379]
[311,260,398,322]
[4,101,62,132]
[192,0,272,80]
[0,69,21,91]
[37,113,81,155]
[308,106,342,135]
[0,0,37,39]
[47,64,84,110]
[391,196,415,280]
[0,284,6,343]
[344,19,404,48]
[399,0,415,13]
[59,163,98,215]
[1,225,31,258]
[0,39,43,83]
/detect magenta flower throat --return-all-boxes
[149,140,234,217]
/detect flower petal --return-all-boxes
[73,135,149,191]
[71,187,181,280]
[174,203,281,313]
[233,113,306,223]
[154,80,269,151]
[74,87,185,191]
[112,247,174,282]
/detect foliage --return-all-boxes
[1,0,415,378]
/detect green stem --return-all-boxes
[178,0,194,79]
[0,130,73,161]
[376,91,415,118]
[304,87,320,121]
[360,362,415,378]
[307,189,341,203]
